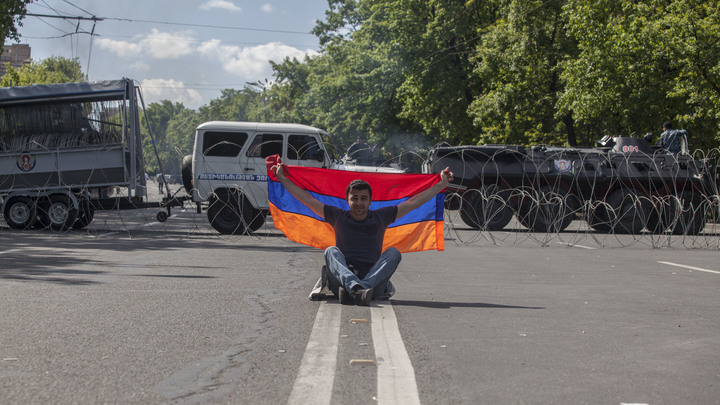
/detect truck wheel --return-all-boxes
[667,191,707,235]
[207,189,247,235]
[45,194,78,231]
[3,196,37,229]
[459,186,512,231]
[181,154,193,194]
[646,194,672,234]
[590,188,649,234]
[517,185,577,233]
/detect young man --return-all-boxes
[271,164,453,306]
[657,121,681,155]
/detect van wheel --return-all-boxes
[245,204,266,232]
[207,190,247,235]
[3,196,37,229]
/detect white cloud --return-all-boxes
[261,4,275,13]
[95,38,142,58]
[198,40,318,78]
[200,0,242,13]
[95,29,195,60]
[140,78,203,108]
[140,29,195,59]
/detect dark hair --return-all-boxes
[346,179,372,199]
[663,121,673,130]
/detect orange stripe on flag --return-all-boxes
[382,221,445,253]
[269,202,335,250]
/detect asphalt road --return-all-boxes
[1,208,718,404]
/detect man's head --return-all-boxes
[346,179,372,220]
[357,135,367,143]
[663,121,673,131]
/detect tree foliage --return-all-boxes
[0,56,86,86]
[0,0,31,44]
[7,0,720,176]
[560,0,720,149]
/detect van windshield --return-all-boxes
[319,131,340,162]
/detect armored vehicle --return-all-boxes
[424,136,718,235]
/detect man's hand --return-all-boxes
[440,167,454,187]
[396,166,455,220]
[272,162,325,218]
[271,163,284,179]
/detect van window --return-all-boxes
[288,135,321,160]
[246,133,283,158]
[202,131,247,157]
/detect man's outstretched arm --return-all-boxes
[271,164,325,219]
[396,167,453,220]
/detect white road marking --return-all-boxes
[287,301,341,405]
[657,261,720,275]
[556,242,597,250]
[371,301,421,405]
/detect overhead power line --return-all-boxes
[102,17,313,35]
[26,13,314,35]
[26,13,103,22]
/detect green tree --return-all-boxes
[141,100,188,175]
[0,0,31,44]
[470,0,578,146]
[1,56,86,86]
[560,0,720,149]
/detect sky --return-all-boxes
[14,0,330,109]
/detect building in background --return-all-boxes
[1,44,32,77]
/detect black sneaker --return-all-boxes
[338,287,351,305]
[353,288,374,306]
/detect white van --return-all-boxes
[183,121,402,234]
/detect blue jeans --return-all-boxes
[324,246,401,300]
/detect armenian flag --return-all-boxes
[266,155,445,252]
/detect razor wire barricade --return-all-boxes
[431,142,720,249]
[1,93,718,251]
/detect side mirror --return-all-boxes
[314,149,325,162]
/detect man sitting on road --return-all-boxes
[271,163,453,306]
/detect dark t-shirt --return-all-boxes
[324,205,398,276]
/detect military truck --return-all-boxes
[0,79,184,230]
[424,136,718,235]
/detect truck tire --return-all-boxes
[181,154,193,194]
[44,194,78,231]
[459,186,512,231]
[517,184,577,233]
[667,191,707,235]
[3,196,37,229]
[588,188,649,234]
